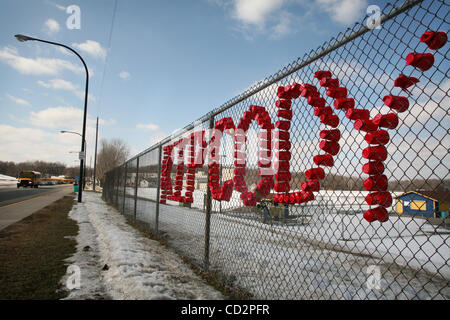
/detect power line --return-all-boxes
[96,0,118,118]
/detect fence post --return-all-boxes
[155,144,163,235]
[122,163,127,214]
[115,167,119,207]
[204,115,214,272]
[134,157,139,221]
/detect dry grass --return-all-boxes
[0,196,78,300]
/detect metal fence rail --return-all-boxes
[102,0,449,299]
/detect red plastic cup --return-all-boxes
[373,113,398,129]
[326,87,347,99]
[365,192,392,207]
[320,77,339,88]
[363,175,388,191]
[383,95,409,112]
[258,159,272,168]
[301,179,320,192]
[277,151,292,161]
[394,74,419,91]
[308,96,326,108]
[320,114,339,128]
[405,52,435,71]
[301,84,318,97]
[276,172,291,182]
[290,83,303,99]
[334,98,355,110]
[275,140,291,150]
[313,154,334,167]
[363,209,377,222]
[320,129,341,141]
[250,105,266,114]
[258,150,272,158]
[274,161,290,171]
[354,119,379,132]
[319,140,340,156]
[362,145,387,161]
[314,106,333,117]
[420,30,447,50]
[346,108,370,121]
[275,100,292,109]
[365,130,390,145]
[277,86,290,99]
[302,191,315,202]
[278,109,293,120]
[305,167,325,180]
[314,70,332,79]
[234,168,246,176]
[275,120,291,131]
[362,161,385,175]
[274,182,290,193]
[364,207,389,222]
[274,130,290,140]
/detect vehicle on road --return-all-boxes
[17,171,41,188]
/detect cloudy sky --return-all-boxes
[0,0,391,166]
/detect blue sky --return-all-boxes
[0,0,392,166]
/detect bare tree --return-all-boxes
[96,138,130,186]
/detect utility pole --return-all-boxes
[93,117,99,191]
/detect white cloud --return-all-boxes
[0,124,79,164]
[72,40,107,60]
[315,0,367,25]
[233,0,284,27]
[44,19,60,34]
[37,78,96,102]
[45,0,66,11]
[149,131,168,146]
[37,79,77,91]
[137,123,159,131]
[119,71,131,80]
[6,93,31,107]
[0,46,84,76]
[30,106,84,130]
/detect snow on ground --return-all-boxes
[126,187,449,299]
[63,192,223,300]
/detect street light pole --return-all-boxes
[16,34,89,203]
[61,130,87,199]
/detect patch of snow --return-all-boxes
[62,192,222,300]
[127,188,449,299]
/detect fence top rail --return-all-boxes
[118,0,423,167]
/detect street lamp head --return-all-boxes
[14,34,34,42]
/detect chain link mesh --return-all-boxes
[102,0,449,299]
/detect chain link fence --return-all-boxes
[102,0,449,299]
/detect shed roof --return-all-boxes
[394,190,450,203]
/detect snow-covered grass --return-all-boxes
[127,187,449,299]
[63,192,223,300]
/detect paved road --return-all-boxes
[0,184,74,231]
[0,185,64,206]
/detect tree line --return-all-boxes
[0,138,130,186]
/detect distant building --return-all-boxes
[394,191,450,218]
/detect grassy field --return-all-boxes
[0,195,78,299]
